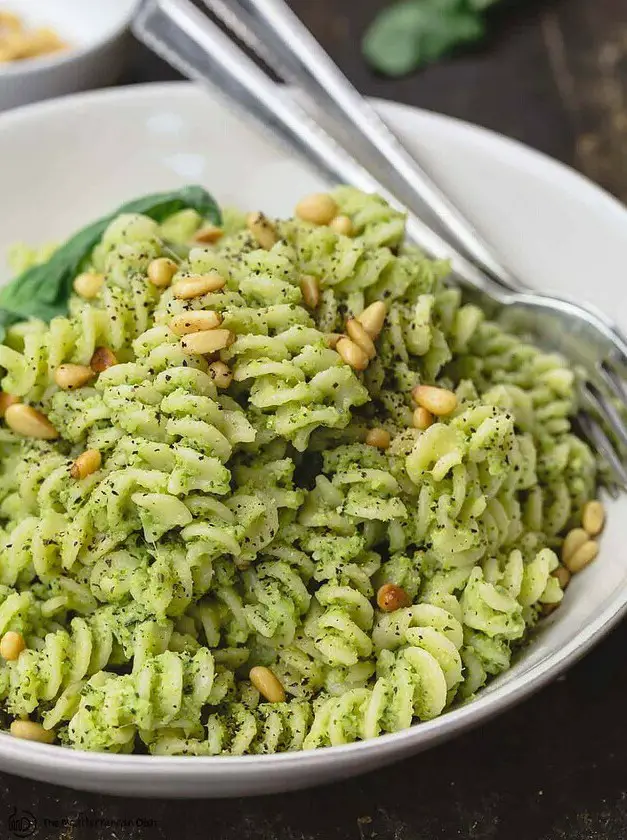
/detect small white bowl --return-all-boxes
[0,0,138,112]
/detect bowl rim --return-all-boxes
[0,81,626,777]
[0,0,137,78]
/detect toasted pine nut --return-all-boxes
[90,346,118,373]
[564,540,599,574]
[10,720,55,744]
[413,406,434,430]
[377,583,411,612]
[412,384,457,417]
[336,337,369,371]
[170,311,222,336]
[295,193,338,226]
[249,666,286,703]
[357,301,387,339]
[5,404,58,440]
[181,329,233,355]
[0,393,19,417]
[324,333,343,349]
[247,212,278,250]
[541,603,560,616]
[71,449,102,480]
[300,275,320,309]
[0,10,21,31]
[172,273,226,300]
[0,631,25,661]
[147,257,178,288]
[208,361,233,389]
[552,565,571,590]
[346,318,376,359]
[561,528,588,564]
[366,428,391,450]
[329,215,353,236]
[582,500,605,537]
[193,224,223,244]
[54,364,95,391]
[73,272,104,299]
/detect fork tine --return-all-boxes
[582,382,627,452]
[605,482,621,500]
[599,361,627,406]
[576,411,627,490]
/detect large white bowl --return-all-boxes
[0,0,137,112]
[0,82,625,798]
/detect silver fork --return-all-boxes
[133,0,627,490]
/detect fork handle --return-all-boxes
[133,0,503,300]
[203,0,525,292]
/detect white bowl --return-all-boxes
[0,0,137,112]
[0,82,625,798]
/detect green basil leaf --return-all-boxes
[363,0,486,77]
[0,185,221,333]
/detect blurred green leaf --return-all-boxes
[363,0,491,77]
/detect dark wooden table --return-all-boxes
[2,1,627,838]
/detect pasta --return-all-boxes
[0,188,603,754]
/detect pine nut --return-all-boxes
[346,318,376,359]
[412,384,457,417]
[300,275,320,309]
[193,224,223,244]
[329,215,353,236]
[181,329,233,355]
[295,193,338,226]
[207,361,233,389]
[249,666,286,703]
[10,720,55,744]
[413,406,434,430]
[365,428,391,449]
[147,257,178,288]
[0,393,19,417]
[172,273,226,299]
[73,272,104,299]
[582,500,605,537]
[247,212,278,250]
[357,301,387,339]
[71,449,102,480]
[552,565,571,590]
[54,364,95,390]
[377,583,411,612]
[336,337,369,371]
[324,333,343,349]
[541,603,560,616]
[561,528,588,564]
[5,404,58,440]
[0,631,25,661]
[564,540,599,574]
[170,311,222,336]
[90,346,118,373]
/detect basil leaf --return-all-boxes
[0,185,221,331]
[363,0,486,77]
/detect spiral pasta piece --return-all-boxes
[66,648,216,752]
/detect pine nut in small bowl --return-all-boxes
[0,0,137,112]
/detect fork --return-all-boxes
[133,0,627,490]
